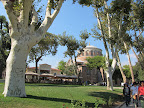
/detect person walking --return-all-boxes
[123,83,131,107]
[138,81,144,108]
[131,82,139,108]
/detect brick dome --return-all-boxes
[77,44,102,63]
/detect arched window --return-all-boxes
[95,51,97,56]
[91,50,93,56]
[82,52,84,56]
[86,51,89,56]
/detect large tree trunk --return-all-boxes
[116,52,127,83]
[3,42,29,97]
[2,0,63,97]
[100,67,104,81]
[131,45,144,70]
[35,56,42,73]
[95,7,114,90]
[105,68,113,91]
[124,42,135,82]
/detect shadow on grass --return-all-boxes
[89,91,123,101]
[26,95,71,103]
[25,95,95,107]
[88,91,124,108]
[25,83,81,87]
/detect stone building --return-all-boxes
[25,64,77,83]
[68,44,104,85]
[25,64,62,82]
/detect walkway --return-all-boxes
[119,99,142,108]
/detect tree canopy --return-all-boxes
[86,56,105,70]
[57,60,66,74]
[0,15,11,78]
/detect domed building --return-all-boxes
[67,44,104,85]
[77,44,103,64]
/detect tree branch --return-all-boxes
[19,0,34,29]
[1,0,18,30]
[36,0,64,37]
[95,7,110,67]
[30,7,38,32]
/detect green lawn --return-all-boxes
[0,83,123,108]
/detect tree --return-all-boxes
[123,65,132,81]
[0,15,11,78]
[91,0,119,90]
[64,65,75,76]
[112,66,122,84]
[57,60,66,74]
[86,56,105,70]
[59,30,89,75]
[1,0,94,97]
[90,0,134,90]
[130,0,144,67]
[86,56,106,81]
[28,32,58,73]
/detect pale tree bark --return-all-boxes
[116,52,127,83]
[2,0,63,97]
[123,42,135,82]
[116,12,127,83]
[104,0,118,90]
[95,6,116,91]
[131,45,144,70]
[100,67,104,81]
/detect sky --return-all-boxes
[0,1,137,68]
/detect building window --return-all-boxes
[91,50,93,56]
[82,52,84,56]
[95,51,97,56]
[86,51,89,56]
[40,70,50,74]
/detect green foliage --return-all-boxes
[86,56,105,70]
[28,32,58,65]
[13,1,23,13]
[59,30,89,58]
[94,98,100,108]
[0,16,11,78]
[133,35,144,53]
[123,63,143,81]
[112,66,122,82]
[64,65,75,76]
[57,60,66,74]
[133,62,144,81]
[58,31,89,75]
[123,65,131,79]
[107,96,114,106]
[131,0,144,29]
[111,0,132,14]
[71,100,82,108]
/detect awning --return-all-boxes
[40,73,78,79]
[25,71,39,76]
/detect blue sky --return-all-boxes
[0,1,137,68]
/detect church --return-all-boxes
[67,44,105,85]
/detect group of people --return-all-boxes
[123,81,144,108]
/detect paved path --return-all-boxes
[119,99,142,108]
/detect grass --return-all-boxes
[0,83,123,108]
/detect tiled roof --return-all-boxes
[27,67,39,69]
[51,68,61,71]
[27,67,61,71]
